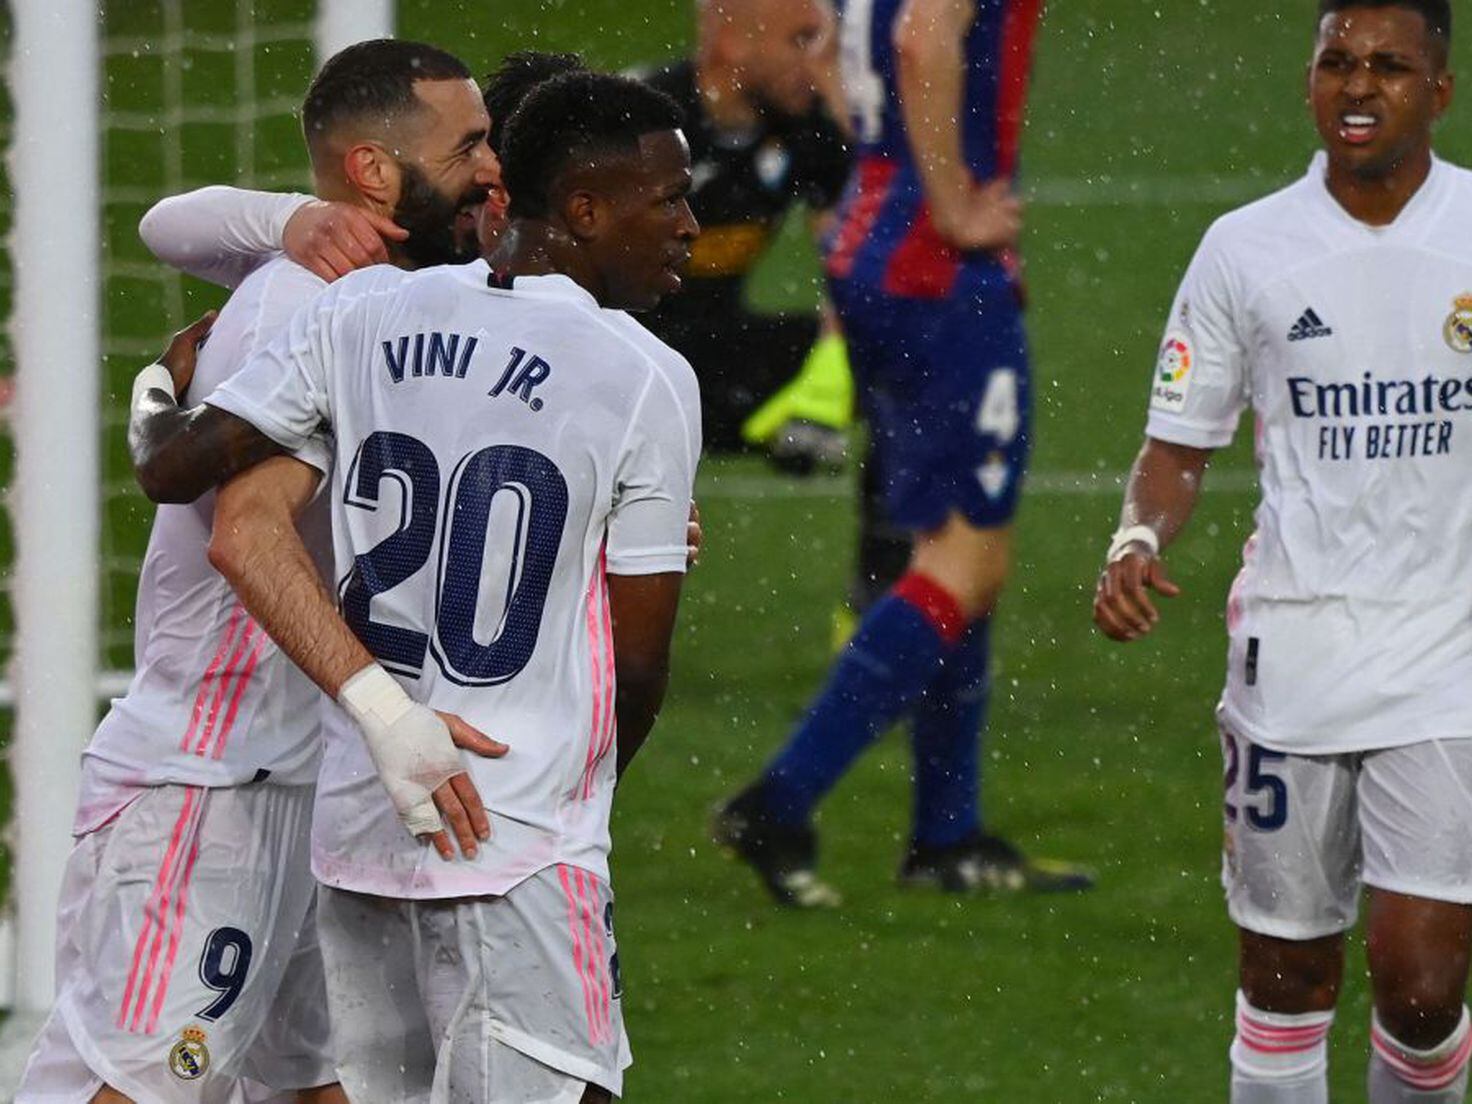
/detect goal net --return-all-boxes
[0,0,392,1082]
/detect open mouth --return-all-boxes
[1338,111,1380,145]
[457,188,493,228]
[662,250,691,282]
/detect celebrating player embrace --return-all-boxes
[106,69,698,1103]
[1096,2,1472,1101]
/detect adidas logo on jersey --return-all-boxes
[1287,308,1333,342]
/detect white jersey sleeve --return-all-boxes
[606,348,700,576]
[1144,223,1250,449]
[186,258,333,477]
[139,185,311,290]
[204,271,349,454]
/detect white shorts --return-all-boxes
[15,783,334,1103]
[319,864,630,1103]
[1221,731,1472,940]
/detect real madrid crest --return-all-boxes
[168,1024,210,1081]
[1444,293,1472,354]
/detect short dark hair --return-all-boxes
[302,39,472,154]
[501,72,685,220]
[484,51,587,156]
[1318,0,1452,60]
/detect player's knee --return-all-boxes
[908,530,1010,621]
[1368,922,1471,1048]
[1374,971,1467,1049]
[1240,935,1342,1012]
[579,1084,612,1104]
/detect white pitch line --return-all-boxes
[696,469,1259,499]
[1024,174,1287,209]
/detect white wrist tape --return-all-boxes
[131,362,176,409]
[1106,524,1161,564]
[338,664,462,837]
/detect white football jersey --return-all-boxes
[208,263,701,897]
[1147,152,1472,754]
[76,256,332,834]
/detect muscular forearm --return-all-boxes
[1115,437,1214,552]
[130,391,285,504]
[208,481,373,700]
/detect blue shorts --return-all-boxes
[831,278,1031,532]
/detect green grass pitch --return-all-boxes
[11,0,1472,1098]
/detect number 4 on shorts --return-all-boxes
[976,368,1020,444]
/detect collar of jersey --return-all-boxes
[1306,149,1450,236]
[483,267,599,310]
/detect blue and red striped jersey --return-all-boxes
[825,0,1043,299]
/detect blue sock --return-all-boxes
[760,588,957,826]
[909,619,990,849]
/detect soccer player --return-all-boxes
[1094,3,1471,1100]
[716,0,1092,905]
[14,39,498,1104]
[135,50,560,293]
[631,0,853,464]
[130,71,700,1102]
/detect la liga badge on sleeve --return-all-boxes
[1150,331,1194,412]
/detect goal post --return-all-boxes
[0,0,397,1087]
[8,0,102,1020]
[316,0,395,60]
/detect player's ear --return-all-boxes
[1433,68,1455,119]
[561,188,605,243]
[343,142,400,208]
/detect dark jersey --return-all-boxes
[825,0,1043,300]
[634,59,850,323]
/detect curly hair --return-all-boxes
[483,51,587,157]
[500,71,685,221]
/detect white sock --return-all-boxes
[1369,1006,1471,1103]
[1229,990,1334,1104]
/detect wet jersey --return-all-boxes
[208,264,701,897]
[76,256,332,835]
[1146,152,1472,753]
[825,0,1043,299]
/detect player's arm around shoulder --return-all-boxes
[128,311,286,504]
[131,267,390,504]
[1093,438,1212,642]
[139,185,311,290]
[139,184,405,289]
